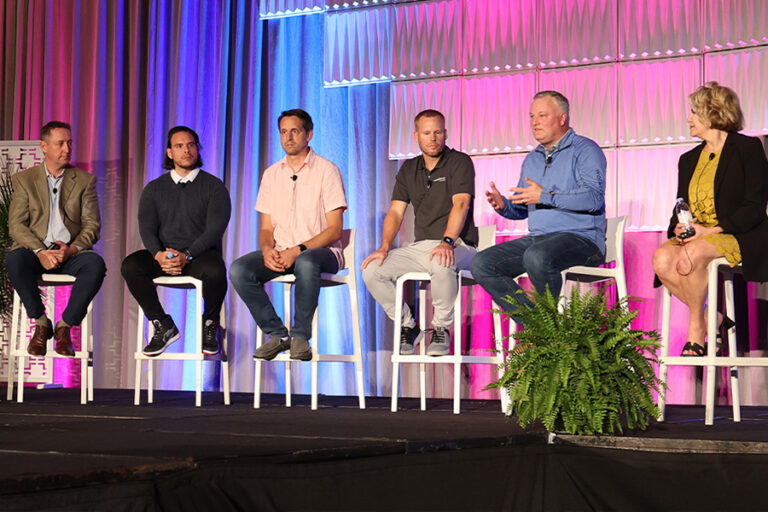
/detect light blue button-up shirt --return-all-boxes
[42,162,71,248]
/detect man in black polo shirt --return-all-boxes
[121,126,231,357]
[362,109,477,356]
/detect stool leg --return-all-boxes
[134,308,144,406]
[348,280,366,410]
[311,310,319,411]
[419,284,427,411]
[391,279,404,413]
[284,284,292,408]
[221,304,230,406]
[254,326,263,409]
[658,287,672,422]
[492,301,508,414]
[148,360,154,403]
[87,303,94,402]
[452,278,462,415]
[7,292,21,401]
[195,284,203,407]
[724,273,740,422]
[17,304,29,404]
[704,263,719,426]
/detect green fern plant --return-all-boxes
[488,287,663,435]
[0,169,13,318]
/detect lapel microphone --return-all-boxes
[53,188,58,194]
[709,152,715,161]
[291,174,297,182]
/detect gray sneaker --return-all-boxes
[400,325,421,355]
[426,327,451,356]
[253,335,290,360]
[290,337,312,361]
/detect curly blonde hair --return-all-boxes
[689,82,744,132]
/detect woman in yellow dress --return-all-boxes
[653,82,768,356]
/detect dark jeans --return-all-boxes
[229,248,339,341]
[6,248,106,326]
[470,232,605,318]
[121,249,227,323]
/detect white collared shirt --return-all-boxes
[170,168,200,184]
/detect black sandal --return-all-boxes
[681,341,706,356]
[715,316,736,356]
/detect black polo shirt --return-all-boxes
[392,147,478,246]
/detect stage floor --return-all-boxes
[2,389,768,511]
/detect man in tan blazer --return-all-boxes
[6,121,106,357]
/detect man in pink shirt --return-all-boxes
[230,109,347,361]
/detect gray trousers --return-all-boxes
[362,240,476,328]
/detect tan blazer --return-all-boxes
[9,164,101,252]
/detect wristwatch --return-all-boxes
[184,249,193,261]
[299,244,307,252]
[442,236,455,247]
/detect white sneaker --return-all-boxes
[426,327,451,356]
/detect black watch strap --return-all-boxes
[299,244,307,252]
[442,236,455,246]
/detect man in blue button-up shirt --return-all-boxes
[471,91,607,318]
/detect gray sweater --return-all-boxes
[138,171,231,257]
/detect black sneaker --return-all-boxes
[202,320,220,355]
[143,318,180,356]
[400,325,421,355]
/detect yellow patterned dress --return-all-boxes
[672,149,741,266]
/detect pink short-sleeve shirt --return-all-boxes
[255,148,347,268]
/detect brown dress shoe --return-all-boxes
[54,325,76,357]
[27,324,52,356]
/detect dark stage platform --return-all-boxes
[2,389,768,511]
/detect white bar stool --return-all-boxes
[7,274,94,404]
[491,216,627,412]
[561,216,628,303]
[133,276,230,407]
[253,229,366,411]
[390,226,508,415]
[657,258,768,425]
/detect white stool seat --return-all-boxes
[7,274,94,404]
[133,276,230,407]
[254,229,366,410]
[391,225,507,415]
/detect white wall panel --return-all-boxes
[705,47,768,134]
[324,6,392,85]
[462,0,536,73]
[472,155,530,234]
[617,144,697,230]
[539,0,616,67]
[461,73,537,155]
[259,0,324,18]
[392,0,461,79]
[619,0,701,59]
[540,64,617,146]
[389,78,461,159]
[618,57,701,145]
[703,0,768,50]
[326,0,391,10]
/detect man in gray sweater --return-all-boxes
[121,126,231,356]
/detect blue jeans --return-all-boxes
[6,248,106,326]
[229,248,339,340]
[470,232,604,318]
